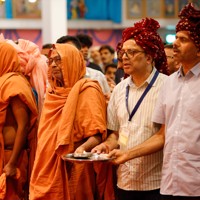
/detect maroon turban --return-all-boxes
[176,3,200,50]
[116,40,122,52]
[122,18,169,75]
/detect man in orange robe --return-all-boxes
[30,43,115,200]
[0,42,38,200]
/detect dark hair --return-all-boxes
[56,35,82,50]
[42,43,53,49]
[76,34,93,48]
[164,44,173,49]
[99,45,115,54]
[105,63,117,73]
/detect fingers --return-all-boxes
[91,143,109,154]
[3,166,17,177]
[108,149,118,158]
[91,147,100,154]
[104,144,110,153]
[74,146,85,154]
[91,145,103,154]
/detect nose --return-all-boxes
[173,38,179,48]
[122,52,129,60]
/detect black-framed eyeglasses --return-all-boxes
[119,49,145,58]
[47,55,61,65]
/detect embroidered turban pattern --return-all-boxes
[176,3,200,50]
[122,18,169,75]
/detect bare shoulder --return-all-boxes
[10,96,29,111]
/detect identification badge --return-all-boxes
[118,126,130,147]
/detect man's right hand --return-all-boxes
[91,143,110,154]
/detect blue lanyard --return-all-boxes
[126,70,159,121]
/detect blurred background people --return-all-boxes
[56,35,82,50]
[164,44,180,74]
[89,46,103,70]
[99,45,116,72]
[41,43,53,57]
[115,41,126,84]
[76,33,102,72]
[104,63,117,92]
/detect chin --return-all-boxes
[124,68,131,75]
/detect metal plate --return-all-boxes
[73,152,93,158]
[62,153,114,162]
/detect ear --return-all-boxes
[146,54,153,64]
[197,49,200,57]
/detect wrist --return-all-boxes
[7,161,17,167]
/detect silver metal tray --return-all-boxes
[62,153,114,162]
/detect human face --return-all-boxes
[90,48,101,64]
[117,50,123,69]
[105,67,117,81]
[121,39,148,76]
[80,46,89,61]
[47,49,64,87]
[165,48,179,74]
[41,48,50,57]
[173,31,200,69]
[100,49,114,65]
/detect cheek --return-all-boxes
[130,57,141,66]
[47,67,52,80]
[47,66,51,74]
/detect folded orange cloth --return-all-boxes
[0,168,20,199]
[0,173,6,200]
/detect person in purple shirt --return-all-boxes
[108,3,200,200]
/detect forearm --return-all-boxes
[81,134,102,151]
[8,96,29,166]
[126,125,165,161]
[102,131,119,151]
[8,129,28,166]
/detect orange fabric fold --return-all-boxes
[0,173,6,200]
[55,78,107,155]
[67,162,116,200]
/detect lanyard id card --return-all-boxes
[118,126,130,147]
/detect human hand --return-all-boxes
[3,163,17,178]
[91,143,109,154]
[108,149,129,165]
[74,145,85,154]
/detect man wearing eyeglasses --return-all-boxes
[92,18,168,200]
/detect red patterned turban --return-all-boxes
[122,18,169,75]
[176,3,200,50]
[116,40,122,52]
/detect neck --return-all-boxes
[131,67,153,87]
